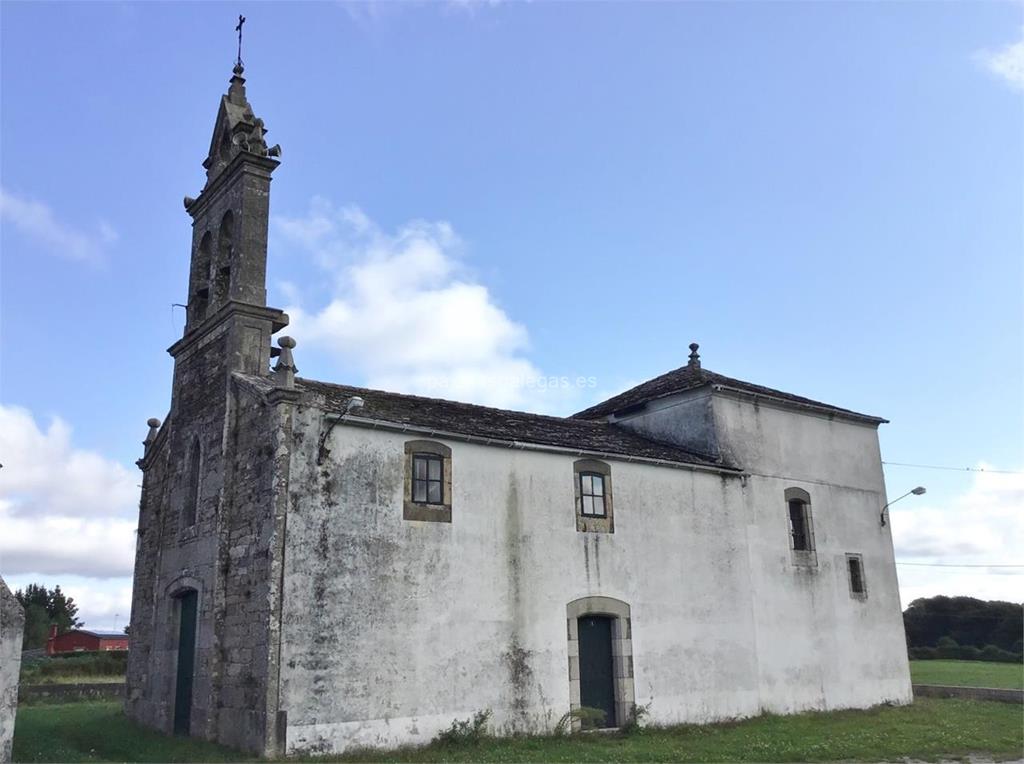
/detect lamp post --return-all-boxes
[880,486,926,527]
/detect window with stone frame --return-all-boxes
[785,488,814,548]
[412,453,444,505]
[579,472,607,517]
[784,487,816,565]
[182,438,201,529]
[403,440,452,523]
[847,553,867,599]
[574,459,614,533]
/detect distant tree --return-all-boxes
[903,596,1023,653]
[14,583,84,649]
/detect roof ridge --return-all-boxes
[296,377,613,428]
[571,364,884,423]
[293,376,731,468]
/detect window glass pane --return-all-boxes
[580,474,592,495]
[592,475,604,496]
[593,495,606,517]
[413,481,427,503]
[428,457,441,481]
[414,457,427,480]
[582,496,594,515]
[427,481,442,504]
[849,559,864,592]
[789,501,809,550]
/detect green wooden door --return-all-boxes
[578,615,616,728]
[173,590,198,735]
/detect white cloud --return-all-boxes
[0,503,136,579]
[0,405,139,580]
[0,406,138,519]
[275,199,557,409]
[975,27,1024,91]
[0,187,118,265]
[892,465,1023,605]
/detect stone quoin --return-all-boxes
[125,51,912,757]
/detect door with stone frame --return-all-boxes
[173,590,198,735]
[578,615,616,728]
[566,596,635,729]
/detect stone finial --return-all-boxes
[688,342,701,370]
[143,418,161,452]
[273,336,297,389]
[228,62,247,105]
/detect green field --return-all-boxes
[910,660,1024,690]
[13,698,1024,763]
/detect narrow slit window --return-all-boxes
[848,555,866,596]
[579,472,607,517]
[412,454,444,505]
[183,441,201,528]
[788,499,812,551]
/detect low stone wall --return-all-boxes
[1,579,25,764]
[19,682,125,705]
[913,684,1023,704]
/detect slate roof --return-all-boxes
[572,363,886,424]
[296,378,734,469]
[74,630,126,639]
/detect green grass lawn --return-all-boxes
[910,660,1024,690]
[13,698,1024,763]
[13,702,248,763]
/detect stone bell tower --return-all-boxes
[169,60,288,394]
[127,52,292,753]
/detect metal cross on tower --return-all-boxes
[235,15,246,67]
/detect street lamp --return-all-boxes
[880,486,926,526]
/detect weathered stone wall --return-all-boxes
[275,388,912,755]
[1,577,25,764]
[20,682,124,705]
[126,331,229,740]
[211,376,289,754]
[126,335,285,755]
[614,387,720,459]
[913,684,1023,703]
[618,390,912,713]
[278,409,759,755]
[709,394,913,712]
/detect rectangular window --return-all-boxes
[789,499,811,551]
[412,453,444,505]
[848,555,866,596]
[579,472,607,517]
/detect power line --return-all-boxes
[883,461,1022,475]
[897,561,1024,565]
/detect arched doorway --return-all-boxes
[578,614,615,727]
[566,597,635,729]
[173,589,198,735]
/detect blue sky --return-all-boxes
[1,1,1021,627]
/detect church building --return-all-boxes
[125,58,913,757]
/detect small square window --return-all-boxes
[573,460,613,533]
[403,441,452,523]
[412,454,444,506]
[580,472,607,517]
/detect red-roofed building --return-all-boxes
[46,625,128,654]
